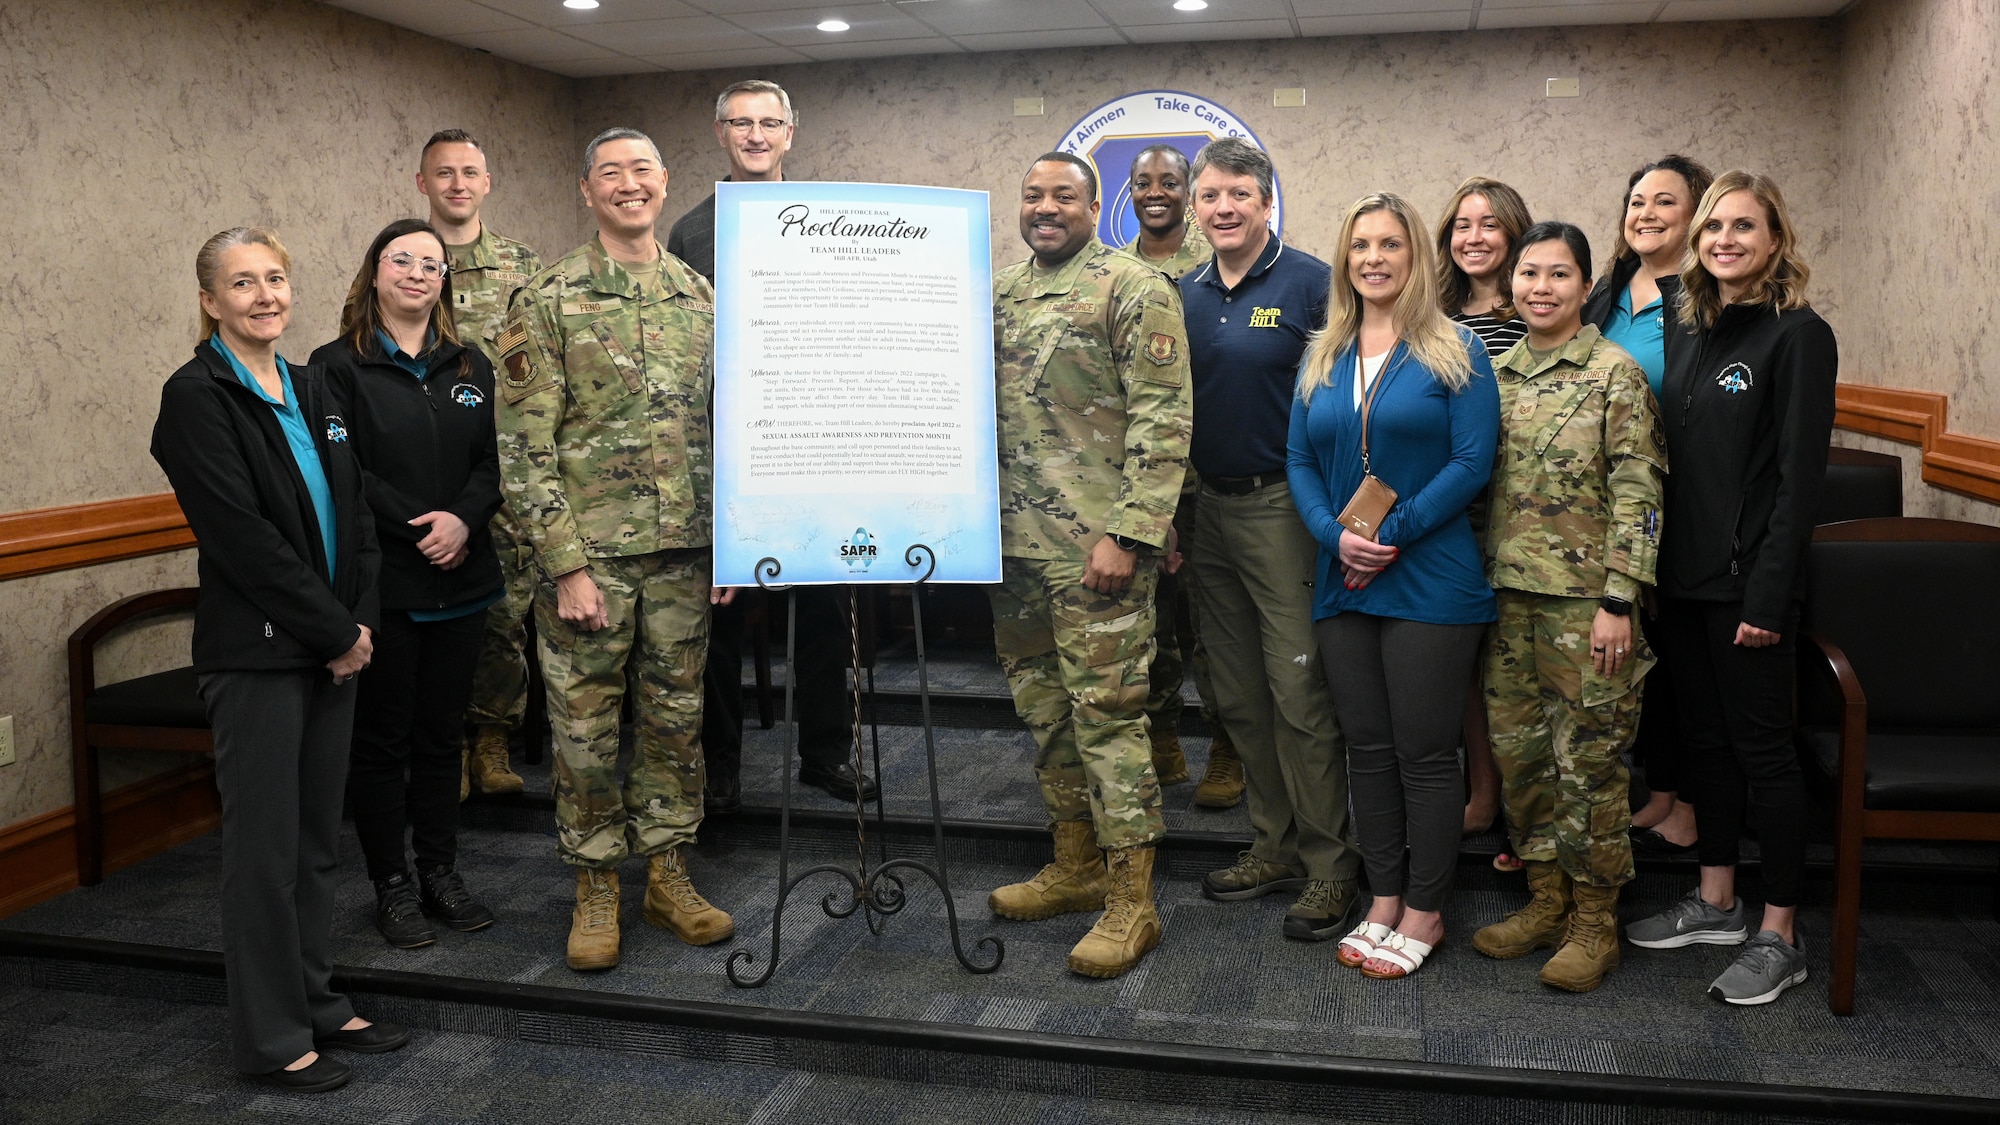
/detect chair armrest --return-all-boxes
[1801,630,1870,818]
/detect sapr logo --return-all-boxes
[1716,363,1753,395]
[840,526,877,572]
[451,383,486,408]
[324,415,349,443]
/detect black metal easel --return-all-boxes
[726,543,1003,986]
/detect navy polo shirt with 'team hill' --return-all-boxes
[1179,234,1331,479]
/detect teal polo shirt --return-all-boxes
[212,333,337,582]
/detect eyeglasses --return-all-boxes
[380,252,447,279]
[722,117,791,134]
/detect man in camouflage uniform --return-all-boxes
[988,152,1192,980]
[1110,144,1231,801]
[1473,302,1665,993]
[416,127,541,800]
[496,127,732,972]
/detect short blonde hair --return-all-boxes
[1301,193,1476,402]
[1676,170,1812,330]
[196,227,292,343]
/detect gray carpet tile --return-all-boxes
[9,813,2000,1102]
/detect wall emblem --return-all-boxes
[1055,90,1281,248]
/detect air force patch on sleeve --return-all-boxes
[1145,332,1177,366]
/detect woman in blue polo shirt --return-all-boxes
[1288,193,1499,980]
[1581,154,1714,861]
[153,227,406,1091]
[313,219,503,951]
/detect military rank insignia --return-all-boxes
[1145,332,1177,365]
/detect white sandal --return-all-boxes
[1336,921,1393,968]
[1359,930,1436,979]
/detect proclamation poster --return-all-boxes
[711,181,1000,586]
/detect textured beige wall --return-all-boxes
[1830,0,2000,523]
[578,20,1844,303]
[0,0,584,828]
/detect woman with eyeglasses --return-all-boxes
[152,227,402,1091]
[312,218,503,951]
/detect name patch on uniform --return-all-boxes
[1054,301,1098,315]
[1145,332,1177,365]
[1247,307,1282,328]
[562,299,621,317]
[674,296,715,314]
[490,271,529,285]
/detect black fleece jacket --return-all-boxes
[310,334,502,612]
[1581,254,1689,385]
[151,343,381,673]
[1658,301,1837,629]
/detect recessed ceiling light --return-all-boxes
[563,0,599,10]
[1173,0,1208,10]
[817,18,850,32]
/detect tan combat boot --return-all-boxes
[1540,883,1622,993]
[1068,845,1162,978]
[1192,728,1244,809]
[567,867,620,971]
[1473,861,1572,959]
[1150,724,1190,785]
[643,848,735,945]
[469,724,526,795]
[989,820,1108,921]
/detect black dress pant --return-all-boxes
[349,610,483,881]
[703,586,857,777]
[200,668,359,1074]
[1654,597,1809,907]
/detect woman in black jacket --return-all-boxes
[1623,172,1836,1008]
[1580,155,1713,861]
[312,218,504,949]
[152,227,406,1091]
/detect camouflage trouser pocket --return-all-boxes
[1078,606,1149,669]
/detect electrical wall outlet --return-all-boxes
[1013,97,1045,117]
[0,715,14,767]
[1273,87,1306,108]
[1546,77,1581,98]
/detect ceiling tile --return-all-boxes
[893,0,1109,36]
[1656,0,1849,20]
[793,35,965,59]
[639,44,816,68]
[728,6,937,45]
[472,0,709,22]
[1287,0,1468,15]
[1296,11,1471,35]
[952,27,1131,52]
[683,0,870,12]
[324,0,533,36]
[565,14,774,51]
[1475,3,1662,28]
[454,26,626,60]
[1089,0,1295,23]
[1122,18,1295,42]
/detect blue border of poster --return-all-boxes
[712,180,1000,586]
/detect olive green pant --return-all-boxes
[989,556,1165,850]
[466,512,537,729]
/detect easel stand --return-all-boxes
[726,543,1003,987]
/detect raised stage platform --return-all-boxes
[4,644,1998,1123]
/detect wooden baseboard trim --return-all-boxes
[0,493,194,581]
[1835,385,2000,504]
[0,764,220,919]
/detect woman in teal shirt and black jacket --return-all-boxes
[1288,192,1499,981]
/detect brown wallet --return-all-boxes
[1336,473,1397,540]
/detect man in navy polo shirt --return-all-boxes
[1179,138,1360,941]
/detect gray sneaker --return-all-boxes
[1281,878,1359,941]
[1625,889,1749,949]
[1201,851,1308,902]
[1708,930,1809,1005]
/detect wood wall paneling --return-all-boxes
[0,763,220,919]
[0,494,194,581]
[1833,385,2000,503]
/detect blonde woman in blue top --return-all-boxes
[1287,193,1500,979]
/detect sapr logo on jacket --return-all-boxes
[324,415,349,443]
[1716,363,1753,395]
[840,526,877,572]
[451,383,486,408]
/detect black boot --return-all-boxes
[418,865,496,932]
[374,872,437,949]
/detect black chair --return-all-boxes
[68,588,213,886]
[1816,446,1903,525]
[1796,518,2000,1015]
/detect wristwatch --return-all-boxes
[1109,534,1142,552]
[1599,595,1633,617]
